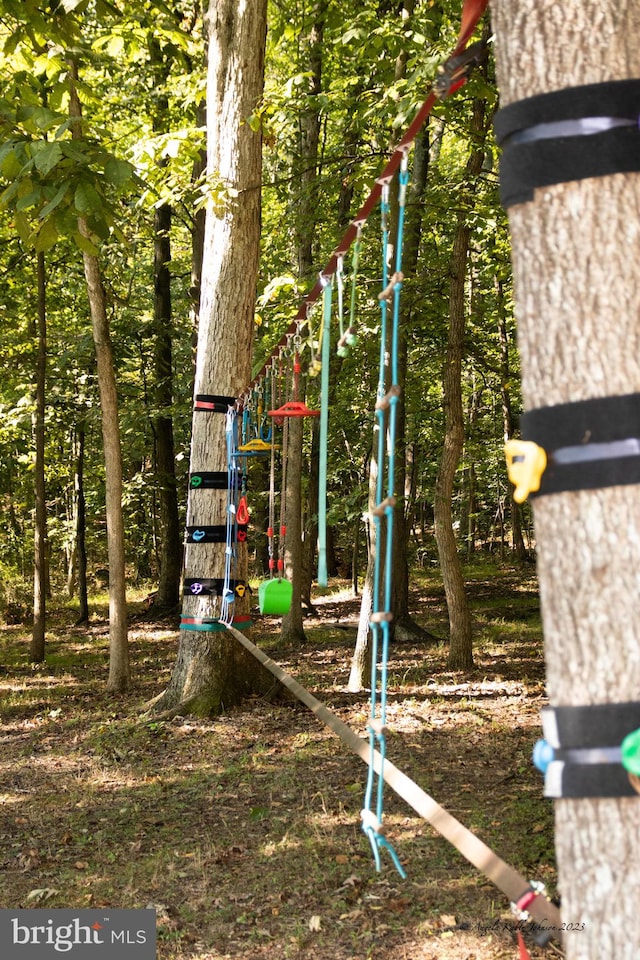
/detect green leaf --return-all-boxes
[73,230,100,257]
[32,141,63,176]
[33,218,58,253]
[104,157,133,187]
[74,182,103,216]
[39,182,70,218]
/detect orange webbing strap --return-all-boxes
[226,623,562,940]
[456,0,490,55]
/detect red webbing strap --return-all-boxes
[242,0,488,401]
[456,0,489,55]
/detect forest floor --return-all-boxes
[0,561,565,960]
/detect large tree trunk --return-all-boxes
[30,251,47,663]
[148,0,270,716]
[492,2,640,955]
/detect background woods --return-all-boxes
[0,0,521,648]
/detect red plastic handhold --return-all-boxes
[267,401,320,418]
[237,496,250,525]
[280,524,286,537]
[277,559,284,572]
[269,558,276,570]
[267,526,274,538]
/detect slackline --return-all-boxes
[225,623,562,937]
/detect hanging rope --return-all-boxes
[317,276,333,588]
[221,407,239,625]
[361,154,409,878]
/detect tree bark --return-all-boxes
[492,2,640,955]
[68,61,129,691]
[497,277,527,560]
[434,209,474,670]
[148,0,270,716]
[152,200,182,610]
[434,91,487,672]
[73,416,89,625]
[30,251,46,663]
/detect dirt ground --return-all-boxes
[0,566,563,960]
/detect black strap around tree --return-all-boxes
[183,577,248,597]
[185,525,232,544]
[189,470,244,490]
[521,392,640,497]
[540,702,640,798]
[494,79,640,208]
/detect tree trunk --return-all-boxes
[148,0,270,716]
[69,60,129,692]
[434,92,487,672]
[152,201,182,610]
[73,416,89,625]
[30,251,46,663]
[497,278,527,560]
[492,2,640,955]
[280,415,307,644]
[434,208,474,669]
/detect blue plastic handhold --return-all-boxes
[533,738,555,774]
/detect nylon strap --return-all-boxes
[183,577,247,597]
[544,761,635,799]
[224,622,562,940]
[522,393,640,496]
[185,525,233,544]
[189,471,243,490]
[542,701,640,750]
[194,394,235,413]
[494,80,640,208]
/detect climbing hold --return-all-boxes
[533,739,555,774]
[504,439,547,503]
[621,728,640,776]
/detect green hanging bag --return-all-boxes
[258,578,292,615]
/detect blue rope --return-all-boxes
[317,277,333,588]
[362,157,410,880]
[221,408,239,625]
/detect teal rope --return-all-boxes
[362,159,409,879]
[317,278,333,588]
[221,408,239,625]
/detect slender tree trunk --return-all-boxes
[148,0,270,716]
[74,416,89,625]
[497,278,527,559]
[68,60,129,691]
[492,3,640,955]
[280,415,306,643]
[434,93,487,672]
[152,201,181,610]
[30,251,46,663]
[434,209,474,669]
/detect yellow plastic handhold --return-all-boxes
[504,439,547,503]
[238,438,277,452]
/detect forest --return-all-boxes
[2,1,640,959]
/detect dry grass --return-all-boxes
[0,563,562,959]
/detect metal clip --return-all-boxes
[504,439,547,503]
[433,40,488,100]
[511,881,546,922]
